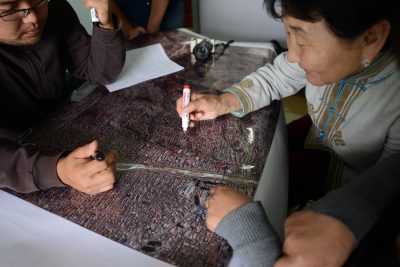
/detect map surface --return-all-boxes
[11,31,279,267]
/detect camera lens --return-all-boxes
[193,40,213,61]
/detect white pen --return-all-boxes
[90,7,100,27]
[182,84,191,132]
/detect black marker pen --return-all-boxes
[90,8,100,27]
[90,150,105,161]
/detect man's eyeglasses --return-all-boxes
[0,0,50,21]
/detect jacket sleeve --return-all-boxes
[215,201,281,267]
[0,129,65,193]
[224,52,307,117]
[57,0,126,85]
[380,116,400,160]
[307,153,400,244]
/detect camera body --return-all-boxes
[190,38,215,61]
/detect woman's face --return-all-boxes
[284,16,365,86]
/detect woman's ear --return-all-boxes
[361,19,391,61]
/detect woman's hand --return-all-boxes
[56,140,117,195]
[205,185,252,232]
[175,92,242,128]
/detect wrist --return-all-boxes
[219,92,242,115]
[56,151,71,185]
[98,13,117,30]
[99,22,115,30]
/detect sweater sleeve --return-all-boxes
[379,116,400,160]
[0,129,65,193]
[307,153,400,244]
[216,201,281,267]
[223,52,307,117]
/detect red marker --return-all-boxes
[182,84,191,132]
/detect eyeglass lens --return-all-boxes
[0,0,47,21]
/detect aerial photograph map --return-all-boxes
[10,31,279,267]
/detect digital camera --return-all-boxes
[190,38,215,61]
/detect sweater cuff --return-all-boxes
[223,87,251,117]
[92,16,123,46]
[33,151,65,190]
[216,201,281,267]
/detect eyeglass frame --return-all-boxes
[0,0,50,22]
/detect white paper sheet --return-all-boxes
[0,190,175,267]
[105,43,184,92]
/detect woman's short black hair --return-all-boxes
[265,0,397,44]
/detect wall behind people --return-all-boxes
[67,0,93,34]
[196,0,286,46]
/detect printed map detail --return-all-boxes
[11,31,279,267]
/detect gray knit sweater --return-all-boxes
[216,153,400,267]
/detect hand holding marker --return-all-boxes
[182,84,191,132]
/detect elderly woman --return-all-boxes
[176,0,399,266]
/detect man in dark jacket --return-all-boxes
[0,0,125,194]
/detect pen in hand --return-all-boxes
[90,7,100,27]
[182,84,191,132]
[90,150,105,161]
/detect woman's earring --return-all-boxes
[361,57,371,68]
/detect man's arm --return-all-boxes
[216,201,281,267]
[206,186,281,267]
[211,154,400,267]
[0,128,117,194]
[0,129,64,193]
[54,0,126,85]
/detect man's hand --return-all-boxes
[56,140,117,195]
[205,185,252,232]
[83,0,114,30]
[275,210,356,267]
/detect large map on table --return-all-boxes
[11,31,279,267]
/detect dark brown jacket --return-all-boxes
[0,0,125,192]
